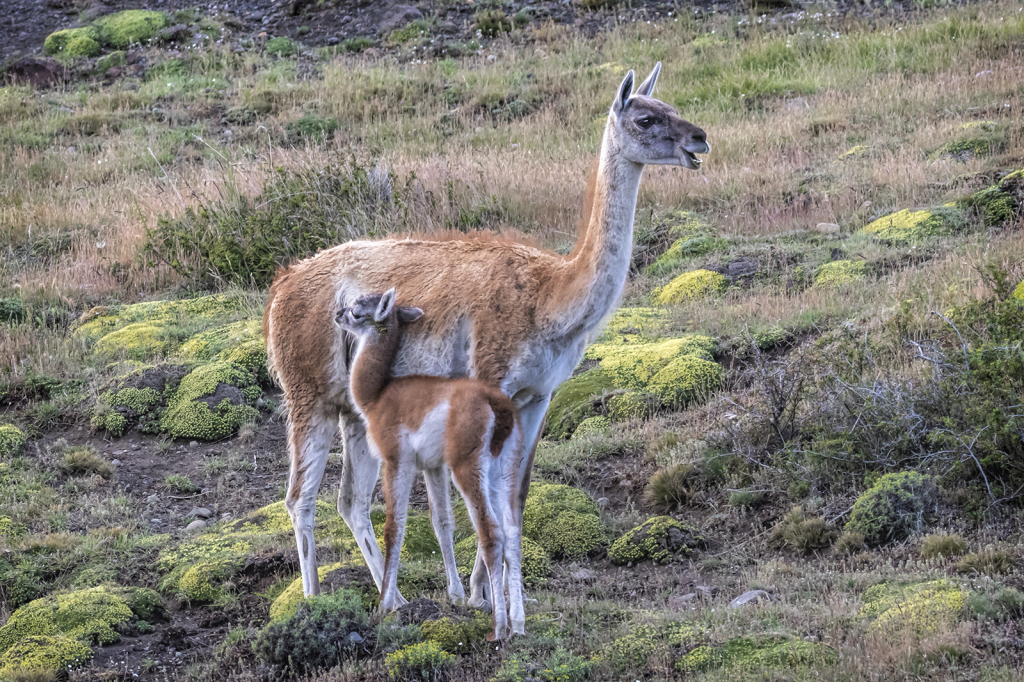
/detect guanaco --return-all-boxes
[335,288,526,640]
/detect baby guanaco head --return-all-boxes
[335,288,424,339]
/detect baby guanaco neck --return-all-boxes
[349,318,402,411]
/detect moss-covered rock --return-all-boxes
[179,319,264,362]
[859,580,966,637]
[421,612,492,654]
[645,236,729,277]
[593,307,671,345]
[609,516,705,565]
[930,136,1000,161]
[385,640,455,680]
[159,500,355,602]
[959,168,1024,227]
[160,361,261,440]
[814,260,869,288]
[270,562,344,623]
[454,535,551,583]
[43,27,102,56]
[92,322,168,360]
[95,50,126,73]
[75,293,244,344]
[676,635,837,673]
[845,471,939,545]
[544,368,616,440]
[858,207,965,243]
[0,586,159,654]
[94,10,168,48]
[0,634,92,678]
[654,269,728,305]
[522,482,601,556]
[572,415,610,439]
[607,391,656,422]
[586,335,716,397]
[373,509,442,561]
[0,424,26,458]
[646,355,723,406]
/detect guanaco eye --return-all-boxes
[636,116,655,129]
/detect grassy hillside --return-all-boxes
[1,1,1024,680]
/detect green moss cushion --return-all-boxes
[608,516,705,565]
[94,10,168,48]
[654,269,728,305]
[0,635,93,677]
[858,207,964,243]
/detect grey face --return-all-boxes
[611,63,710,170]
[621,96,709,169]
[336,293,385,332]
[335,288,423,333]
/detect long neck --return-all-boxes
[349,323,402,409]
[550,122,644,336]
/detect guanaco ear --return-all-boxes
[636,62,661,97]
[612,69,635,116]
[397,306,424,323]
[374,288,396,322]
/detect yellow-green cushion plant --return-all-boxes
[858,580,966,637]
[93,10,168,48]
[609,516,705,565]
[0,424,26,458]
[676,634,837,673]
[0,635,93,678]
[858,207,964,243]
[814,260,869,288]
[654,269,728,305]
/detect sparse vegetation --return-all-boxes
[4,0,1024,679]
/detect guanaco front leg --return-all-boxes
[379,459,415,612]
[423,466,465,604]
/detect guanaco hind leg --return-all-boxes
[379,458,416,612]
[284,399,339,597]
[423,466,466,604]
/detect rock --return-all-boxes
[347,631,364,644]
[5,57,66,88]
[326,36,340,45]
[729,590,772,608]
[189,441,199,449]
[111,459,121,466]
[146,494,160,505]
[158,24,191,43]
[104,67,122,79]
[669,593,697,609]
[188,507,213,519]
[378,5,423,35]
[815,222,841,236]
[696,585,718,598]
[596,497,610,508]
[184,519,207,533]
[570,568,596,582]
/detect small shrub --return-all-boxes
[385,641,454,680]
[814,260,868,288]
[144,160,404,289]
[475,10,513,36]
[60,446,115,479]
[645,463,702,512]
[957,548,1016,576]
[654,269,728,305]
[728,490,765,510]
[845,471,940,545]
[254,589,370,673]
[969,587,1024,621]
[768,506,834,555]
[920,533,967,560]
[165,474,199,494]
[265,36,297,56]
[0,425,27,458]
[834,531,866,555]
[285,114,340,143]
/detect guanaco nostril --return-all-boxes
[692,130,707,144]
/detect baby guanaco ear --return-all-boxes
[396,306,423,323]
[374,288,397,322]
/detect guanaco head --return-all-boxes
[335,288,424,338]
[609,62,709,170]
